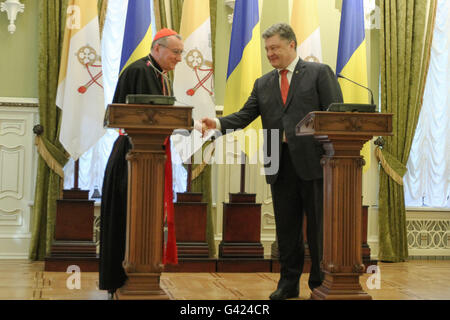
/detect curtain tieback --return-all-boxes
[375,147,407,186]
[35,136,65,178]
[33,125,69,178]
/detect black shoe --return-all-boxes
[269,288,299,300]
[107,290,116,300]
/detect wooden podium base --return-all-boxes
[174,192,210,259]
[116,274,170,300]
[45,189,98,272]
[311,273,372,300]
[170,192,212,272]
[219,193,264,260]
[219,242,264,258]
[176,242,210,258]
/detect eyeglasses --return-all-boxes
[159,44,184,56]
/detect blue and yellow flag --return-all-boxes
[336,0,371,170]
[119,0,154,74]
[224,0,262,158]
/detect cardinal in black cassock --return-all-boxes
[99,29,183,296]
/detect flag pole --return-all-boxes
[240,152,246,193]
[74,159,80,190]
[187,162,192,192]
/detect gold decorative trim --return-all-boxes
[0,102,38,108]
[191,162,207,181]
[35,136,64,178]
[375,147,403,185]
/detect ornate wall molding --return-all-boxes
[0,101,38,258]
[407,211,450,258]
[0,145,24,200]
[0,208,22,226]
[0,118,25,136]
[0,97,38,108]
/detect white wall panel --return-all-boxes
[0,100,38,258]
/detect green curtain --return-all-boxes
[156,0,168,30]
[154,0,183,32]
[170,0,184,33]
[378,0,437,262]
[29,1,69,260]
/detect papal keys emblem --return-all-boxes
[76,45,103,94]
[184,49,214,96]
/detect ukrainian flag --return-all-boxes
[119,0,155,74]
[224,0,262,158]
[336,0,371,170]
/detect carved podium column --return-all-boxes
[296,111,392,300]
[105,104,192,300]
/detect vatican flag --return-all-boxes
[172,0,215,165]
[291,0,322,62]
[173,0,215,120]
[56,0,105,161]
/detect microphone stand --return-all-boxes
[337,73,375,106]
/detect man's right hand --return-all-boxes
[201,117,217,137]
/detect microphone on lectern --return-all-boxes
[337,73,375,106]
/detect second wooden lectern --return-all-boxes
[105,103,192,300]
[297,111,392,300]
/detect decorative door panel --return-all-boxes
[0,102,38,258]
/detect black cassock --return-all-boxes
[99,55,166,292]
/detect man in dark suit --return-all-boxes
[201,23,343,300]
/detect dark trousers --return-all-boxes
[270,144,324,291]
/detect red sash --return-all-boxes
[163,137,177,264]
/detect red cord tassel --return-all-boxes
[163,137,178,265]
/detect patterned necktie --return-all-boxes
[280,69,289,105]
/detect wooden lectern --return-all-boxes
[105,103,192,300]
[296,111,392,300]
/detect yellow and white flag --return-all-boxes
[56,0,105,161]
[173,0,215,120]
[291,0,322,62]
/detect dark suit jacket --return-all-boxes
[219,59,343,184]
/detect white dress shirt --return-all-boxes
[278,55,299,87]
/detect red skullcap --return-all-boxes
[153,28,178,42]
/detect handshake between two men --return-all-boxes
[193,118,217,138]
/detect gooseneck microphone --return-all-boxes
[337,73,375,106]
